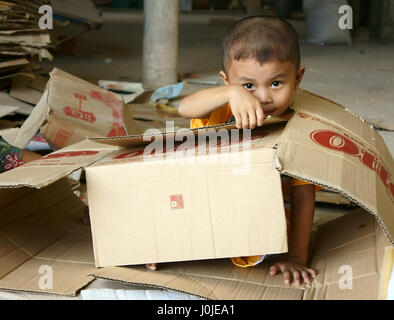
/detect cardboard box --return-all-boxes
[10,68,145,151]
[0,88,393,299]
[13,68,191,151]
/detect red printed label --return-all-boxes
[90,90,123,107]
[310,129,394,201]
[63,106,96,123]
[170,194,184,210]
[310,130,360,156]
[43,150,99,159]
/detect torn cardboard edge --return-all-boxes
[88,117,287,147]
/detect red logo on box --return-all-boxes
[170,194,184,210]
[63,106,96,123]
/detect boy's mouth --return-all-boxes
[263,108,276,117]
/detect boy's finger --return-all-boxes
[248,111,257,129]
[256,108,264,126]
[233,112,242,129]
[307,268,317,278]
[270,265,278,276]
[301,270,310,283]
[283,270,291,285]
[241,112,249,129]
[292,270,301,286]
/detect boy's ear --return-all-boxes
[219,70,229,85]
[295,66,305,87]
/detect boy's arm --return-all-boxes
[289,184,316,264]
[178,85,264,129]
[269,184,317,285]
[178,85,233,119]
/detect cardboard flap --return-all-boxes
[14,89,49,149]
[89,116,287,148]
[0,139,119,189]
[307,208,391,300]
[0,178,96,296]
[47,68,127,137]
[277,89,394,245]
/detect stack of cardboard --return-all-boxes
[0,0,54,78]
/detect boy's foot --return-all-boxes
[146,264,157,271]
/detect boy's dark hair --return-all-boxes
[221,15,300,73]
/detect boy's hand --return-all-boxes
[269,259,317,286]
[228,85,264,129]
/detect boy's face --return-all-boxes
[220,58,305,117]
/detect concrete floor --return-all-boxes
[3,8,393,300]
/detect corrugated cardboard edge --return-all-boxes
[90,273,210,300]
[88,117,287,147]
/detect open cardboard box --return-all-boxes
[0,87,392,299]
[11,68,192,151]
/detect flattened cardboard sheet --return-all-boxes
[91,209,390,300]
[0,178,96,296]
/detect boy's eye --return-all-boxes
[271,81,282,88]
[243,83,254,90]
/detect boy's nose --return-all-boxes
[255,90,273,105]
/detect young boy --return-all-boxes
[147,15,317,286]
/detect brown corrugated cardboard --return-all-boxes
[90,208,390,300]
[40,68,131,150]
[10,68,143,151]
[379,246,394,299]
[0,178,96,296]
[0,88,392,299]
